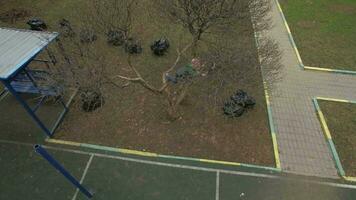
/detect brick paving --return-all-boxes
[261,0,356,178]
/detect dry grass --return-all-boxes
[319,100,356,177]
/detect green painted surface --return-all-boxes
[0,143,89,200]
[279,0,356,71]
[76,157,216,200]
[220,173,356,200]
[0,93,68,143]
[1,141,356,199]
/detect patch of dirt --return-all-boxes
[329,4,356,14]
[297,20,318,29]
[0,8,31,24]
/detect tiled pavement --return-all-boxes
[260,0,356,178]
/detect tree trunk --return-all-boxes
[192,35,201,57]
[192,42,198,57]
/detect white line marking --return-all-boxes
[215,171,220,200]
[71,154,94,200]
[0,139,34,147]
[1,139,356,190]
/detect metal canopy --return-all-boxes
[0,28,58,80]
[0,27,68,138]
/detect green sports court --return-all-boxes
[1,139,356,200]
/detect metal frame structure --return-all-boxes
[0,28,69,137]
[34,144,93,198]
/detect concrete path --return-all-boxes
[262,0,356,178]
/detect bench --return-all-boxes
[6,69,62,97]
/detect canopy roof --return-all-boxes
[0,28,58,80]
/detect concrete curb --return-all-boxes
[45,138,282,173]
[264,82,281,169]
[251,18,282,171]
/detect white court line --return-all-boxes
[215,171,220,200]
[71,154,94,200]
[0,139,33,147]
[1,139,356,190]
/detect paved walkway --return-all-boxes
[262,0,356,178]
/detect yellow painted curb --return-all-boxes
[119,149,158,157]
[263,82,281,170]
[304,66,333,72]
[317,110,332,140]
[316,97,349,103]
[46,138,81,147]
[45,137,283,172]
[272,133,281,169]
[343,176,356,182]
[199,159,241,166]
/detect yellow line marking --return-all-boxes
[46,138,81,147]
[285,22,292,34]
[317,97,349,103]
[304,66,333,72]
[266,98,270,106]
[343,176,356,182]
[277,3,283,12]
[317,110,332,140]
[119,149,158,157]
[199,159,241,166]
[272,134,281,169]
[294,47,303,63]
[47,138,158,157]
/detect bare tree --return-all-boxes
[53,17,207,118]
[0,8,31,24]
[49,29,109,112]
[158,0,271,54]
[249,0,271,32]
[112,42,214,120]
[86,0,137,40]
[49,0,279,120]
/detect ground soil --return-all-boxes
[329,4,356,14]
[319,101,356,177]
[0,0,275,166]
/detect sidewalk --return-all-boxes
[263,0,356,178]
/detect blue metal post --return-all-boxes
[34,144,93,198]
[1,79,52,137]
